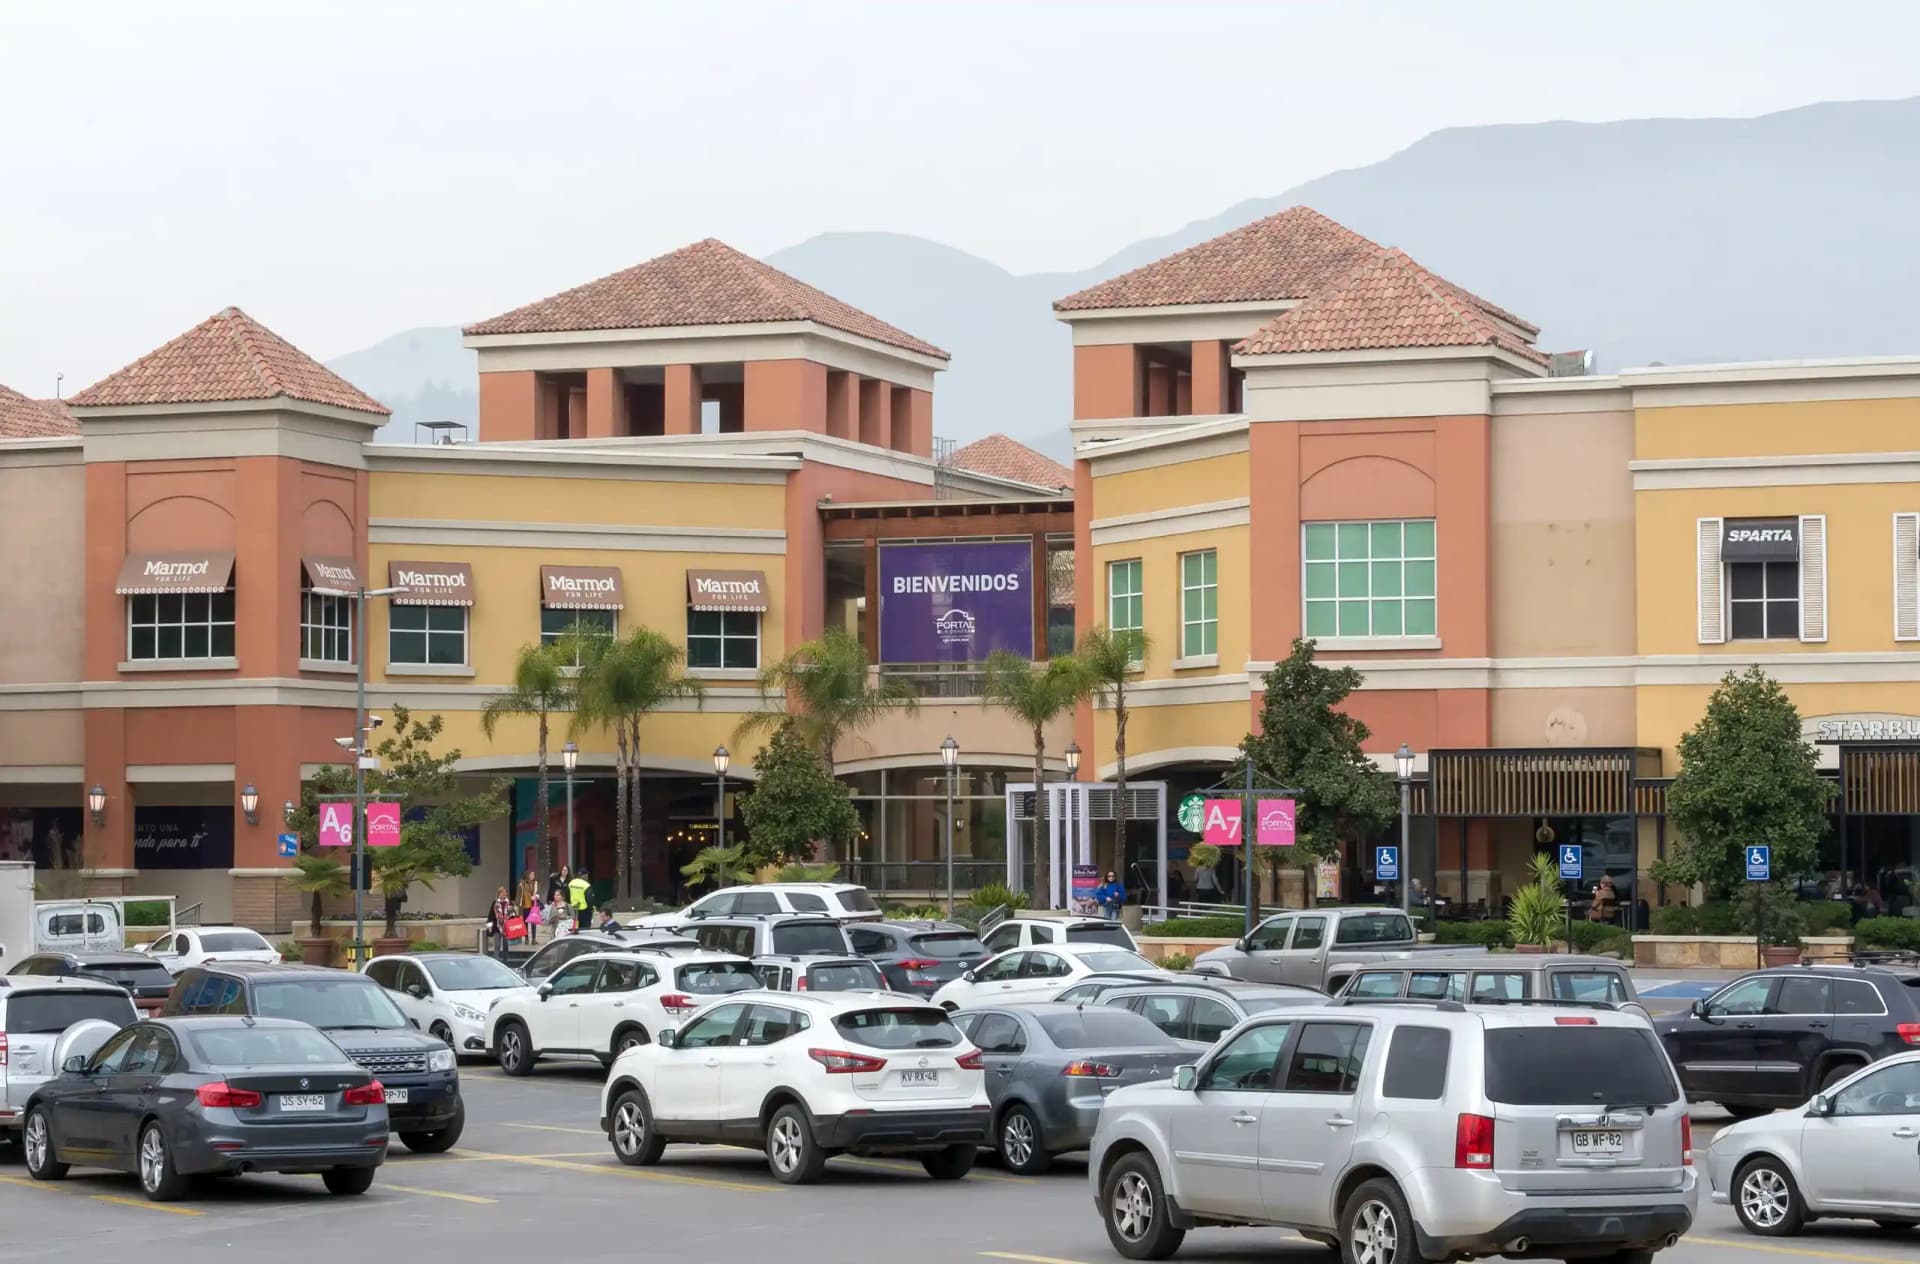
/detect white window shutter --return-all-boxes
[1896,513,1920,642]
[1798,514,1827,643]
[1697,517,1724,644]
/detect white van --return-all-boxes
[34,902,124,954]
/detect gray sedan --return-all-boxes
[1093,978,1325,1045]
[21,1015,389,1201]
[952,1003,1188,1175]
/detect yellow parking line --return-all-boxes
[980,1252,1092,1264]
[0,1175,204,1217]
[377,1182,497,1206]
[499,1122,605,1136]
[1692,1238,1912,1263]
[450,1148,781,1194]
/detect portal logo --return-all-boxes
[934,608,975,645]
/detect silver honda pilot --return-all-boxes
[1087,1001,1697,1262]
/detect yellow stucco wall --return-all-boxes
[1090,452,1249,520]
[1092,525,1249,679]
[1094,698,1249,775]
[421,705,766,770]
[1637,397,1920,461]
[1639,680,1920,768]
[371,471,786,530]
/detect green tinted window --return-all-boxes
[1179,550,1217,658]
[1302,519,1436,641]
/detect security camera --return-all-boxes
[334,736,357,750]
[364,715,385,730]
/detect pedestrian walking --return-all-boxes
[487,886,516,959]
[517,869,540,919]
[568,869,592,930]
[1095,871,1125,922]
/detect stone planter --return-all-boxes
[1800,935,1854,963]
[307,918,486,952]
[1135,936,1236,964]
[1762,945,1802,968]
[297,937,337,967]
[1514,943,1550,955]
[372,935,411,958]
[1633,934,1761,971]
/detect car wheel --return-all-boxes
[496,1020,536,1076]
[1722,1103,1773,1121]
[765,1104,825,1185]
[322,1166,376,1196]
[138,1122,187,1202]
[22,1108,67,1181]
[1102,1152,1184,1260]
[609,1089,666,1167]
[429,1021,454,1047]
[1734,1156,1806,1236]
[920,1144,975,1181]
[997,1105,1052,1175]
[613,1027,649,1058]
[399,1098,465,1154]
[1340,1177,1431,1264]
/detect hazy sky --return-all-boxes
[4,0,1919,393]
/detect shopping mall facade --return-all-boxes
[2,213,1917,928]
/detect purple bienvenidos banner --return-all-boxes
[879,541,1034,663]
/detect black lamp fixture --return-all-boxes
[1064,741,1081,778]
[240,783,259,826]
[713,745,730,778]
[87,784,107,827]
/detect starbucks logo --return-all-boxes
[1176,794,1206,834]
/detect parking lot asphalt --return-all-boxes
[7,1054,1920,1264]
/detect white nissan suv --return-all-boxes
[486,950,760,1074]
[599,990,991,1184]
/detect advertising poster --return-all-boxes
[1070,864,1100,916]
[133,806,234,871]
[366,801,402,847]
[1201,799,1297,846]
[318,801,354,846]
[1316,859,1341,900]
[879,540,1033,663]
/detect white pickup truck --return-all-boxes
[0,861,145,966]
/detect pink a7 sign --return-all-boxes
[1201,798,1297,846]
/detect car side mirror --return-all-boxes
[62,1055,90,1074]
[657,1028,677,1049]
[1810,1093,1834,1117]
[537,984,553,1002]
[1172,1064,1198,1092]
[406,983,426,999]
[1691,1000,1711,1021]
[1235,939,1249,953]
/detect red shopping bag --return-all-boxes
[503,915,527,941]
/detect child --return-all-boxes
[525,898,543,943]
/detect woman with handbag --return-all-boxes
[486,887,517,958]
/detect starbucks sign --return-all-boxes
[1176,793,1207,834]
[1806,714,1920,743]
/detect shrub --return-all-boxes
[122,900,172,928]
[1649,905,1699,935]
[1568,921,1632,957]
[409,940,442,953]
[1142,916,1245,939]
[1158,952,1195,971]
[968,883,1029,915]
[1695,901,1739,935]
[1187,844,1221,871]
[1800,902,1855,936]
[885,903,946,921]
[1855,917,1920,951]
[278,941,302,961]
[1508,880,1565,949]
[1434,920,1511,948]
[1733,883,1805,947]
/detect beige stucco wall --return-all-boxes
[1490,686,1637,748]
[0,459,85,684]
[842,700,1071,774]
[1489,408,1635,657]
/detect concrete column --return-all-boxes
[1190,340,1230,414]
[664,364,703,435]
[889,386,913,452]
[824,370,855,440]
[746,360,829,432]
[1072,344,1143,419]
[902,388,933,458]
[83,709,133,873]
[477,371,539,441]
[1175,371,1191,415]
[585,367,627,438]
[233,707,304,870]
[857,377,890,446]
[1145,363,1174,416]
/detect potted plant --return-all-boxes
[290,853,348,967]
[1508,854,1567,953]
[1738,880,1806,968]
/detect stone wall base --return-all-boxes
[232,874,303,935]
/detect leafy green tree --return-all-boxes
[740,720,860,866]
[1655,666,1832,897]
[983,650,1092,897]
[1238,638,1397,900]
[1080,625,1149,855]
[740,626,915,775]
[575,627,704,898]
[480,639,575,879]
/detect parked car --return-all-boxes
[487,950,761,1073]
[364,952,526,1056]
[1095,978,1325,1045]
[752,954,889,993]
[141,926,280,975]
[1053,972,1190,1005]
[982,915,1138,954]
[929,943,1164,1011]
[1089,999,1696,1261]
[677,914,854,959]
[0,976,138,1143]
[1339,952,1646,1017]
[952,1003,1189,1174]
[161,963,463,1153]
[1190,906,1472,993]
[20,1015,388,1201]
[628,882,883,929]
[1654,965,1920,1117]
[33,901,125,954]
[9,951,178,1014]
[518,929,693,984]
[846,920,989,996]
[600,990,990,1183]
[1707,1049,1920,1236]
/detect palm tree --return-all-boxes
[1079,625,1149,857]
[576,627,705,899]
[480,639,575,881]
[740,626,914,775]
[291,852,348,939]
[982,649,1092,900]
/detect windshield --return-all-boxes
[188,1025,349,1068]
[3,991,137,1034]
[253,978,408,1030]
[1066,923,1135,949]
[839,888,880,913]
[832,1007,961,1049]
[1333,914,1414,945]
[1076,950,1156,974]
[1039,1008,1179,1049]
[423,956,524,991]
[908,932,986,959]
[82,961,174,989]
[805,961,885,991]
[676,961,760,995]
[770,922,851,955]
[1484,1027,1680,1106]
[200,931,272,953]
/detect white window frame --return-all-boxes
[541,608,616,666]
[1301,518,1437,641]
[127,589,237,662]
[1896,512,1920,642]
[1179,549,1217,661]
[300,586,354,664]
[388,604,469,667]
[686,609,761,671]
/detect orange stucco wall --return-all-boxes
[1073,344,1141,420]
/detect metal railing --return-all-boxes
[876,665,988,698]
[841,860,1010,895]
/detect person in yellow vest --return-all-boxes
[568,869,591,931]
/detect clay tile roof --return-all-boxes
[1235,249,1548,366]
[69,307,390,415]
[0,385,78,438]
[951,433,1071,490]
[1054,206,1386,312]
[464,238,948,359]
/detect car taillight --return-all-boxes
[659,993,697,1012]
[1553,1016,1597,1025]
[1898,1023,1920,1046]
[897,959,939,971]
[1455,1113,1494,1169]
[343,1080,386,1107]
[196,1082,263,1109]
[1062,1060,1121,1078]
[796,976,809,990]
[956,1049,985,1071]
[808,1048,887,1074]
[1681,1115,1693,1166]
[0,1033,8,1067]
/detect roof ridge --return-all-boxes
[728,242,814,322]
[218,307,284,399]
[1375,249,1499,339]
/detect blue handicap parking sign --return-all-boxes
[1746,846,1771,882]
[276,832,299,858]
[1375,845,1400,881]
[1559,844,1582,881]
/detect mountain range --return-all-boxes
[330,96,1920,456]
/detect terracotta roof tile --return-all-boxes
[1236,249,1547,365]
[0,384,77,438]
[951,433,1071,489]
[69,307,389,415]
[464,238,947,359]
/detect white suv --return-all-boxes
[1,978,138,1139]
[981,915,1139,954]
[486,951,760,1074]
[1089,1000,1696,1261]
[599,990,990,1183]
[629,883,882,929]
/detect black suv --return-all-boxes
[845,920,988,996]
[1654,964,1920,1116]
[7,952,176,1013]
[162,963,464,1151]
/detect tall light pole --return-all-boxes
[713,746,730,852]
[940,735,959,917]
[313,582,407,958]
[1396,742,1415,917]
[561,741,578,874]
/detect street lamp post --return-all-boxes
[561,741,578,874]
[713,746,730,852]
[940,736,959,917]
[1395,742,1415,917]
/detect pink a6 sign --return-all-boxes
[317,801,353,847]
[366,802,402,847]
[1201,798,1298,846]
